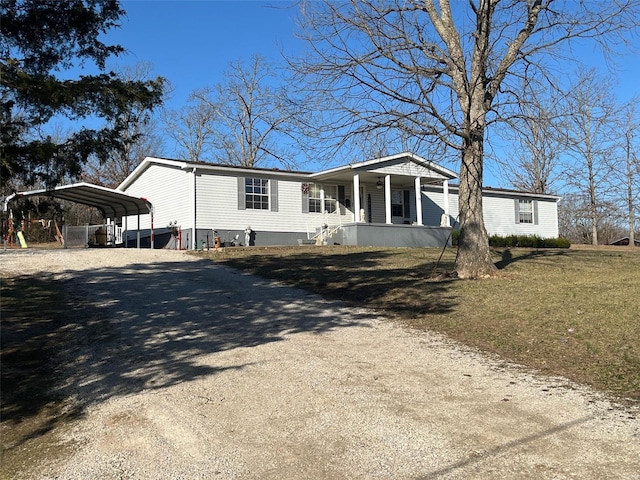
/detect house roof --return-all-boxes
[119,153,457,192]
[311,152,458,185]
[118,156,312,191]
[608,236,640,246]
[422,183,562,202]
[3,183,153,218]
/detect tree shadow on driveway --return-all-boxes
[2,256,386,448]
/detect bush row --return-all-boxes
[488,234,571,248]
[450,230,570,248]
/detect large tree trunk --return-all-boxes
[456,134,497,279]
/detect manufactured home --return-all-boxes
[117,152,560,249]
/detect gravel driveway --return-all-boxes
[2,248,639,479]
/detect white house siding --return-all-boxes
[120,163,192,231]
[194,172,238,231]
[421,189,459,227]
[195,172,354,234]
[480,194,558,238]
[422,186,558,238]
[366,160,444,179]
[114,156,559,248]
[368,189,386,223]
[536,199,559,238]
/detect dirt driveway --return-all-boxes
[1,248,639,479]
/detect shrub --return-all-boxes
[488,234,570,248]
[451,229,459,246]
[450,231,569,248]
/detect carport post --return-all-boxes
[136,213,141,249]
[150,209,154,249]
[123,216,128,248]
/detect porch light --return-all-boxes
[376,177,383,189]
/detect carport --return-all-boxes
[3,182,155,248]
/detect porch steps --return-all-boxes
[299,224,342,246]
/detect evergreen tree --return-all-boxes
[0,0,165,191]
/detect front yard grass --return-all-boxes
[200,245,640,403]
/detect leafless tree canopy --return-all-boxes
[163,98,216,163]
[164,55,307,169]
[297,1,636,153]
[493,82,565,195]
[562,71,621,246]
[613,100,640,245]
[294,0,640,277]
[83,62,166,188]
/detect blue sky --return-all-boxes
[100,1,639,187]
[108,1,302,110]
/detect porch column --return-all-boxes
[441,179,451,227]
[414,176,423,226]
[385,174,392,224]
[353,173,361,222]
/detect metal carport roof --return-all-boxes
[3,182,152,218]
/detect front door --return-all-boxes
[392,189,411,224]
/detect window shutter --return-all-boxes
[514,199,520,224]
[338,185,346,215]
[238,177,246,210]
[404,190,411,219]
[270,179,278,212]
[302,184,309,213]
[533,200,539,225]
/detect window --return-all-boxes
[309,184,322,213]
[391,190,404,217]
[308,184,337,213]
[245,177,269,210]
[518,199,533,224]
[323,185,338,214]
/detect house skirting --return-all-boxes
[124,225,452,249]
[341,223,452,248]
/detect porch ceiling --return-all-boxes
[313,169,438,186]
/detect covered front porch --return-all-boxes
[310,152,457,247]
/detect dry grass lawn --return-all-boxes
[199,244,640,403]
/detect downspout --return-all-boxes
[191,167,197,249]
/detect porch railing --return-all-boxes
[305,209,343,244]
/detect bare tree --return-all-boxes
[496,83,564,194]
[562,71,620,246]
[190,55,303,169]
[163,96,216,162]
[82,62,166,188]
[294,0,639,278]
[619,101,639,246]
[558,193,625,245]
